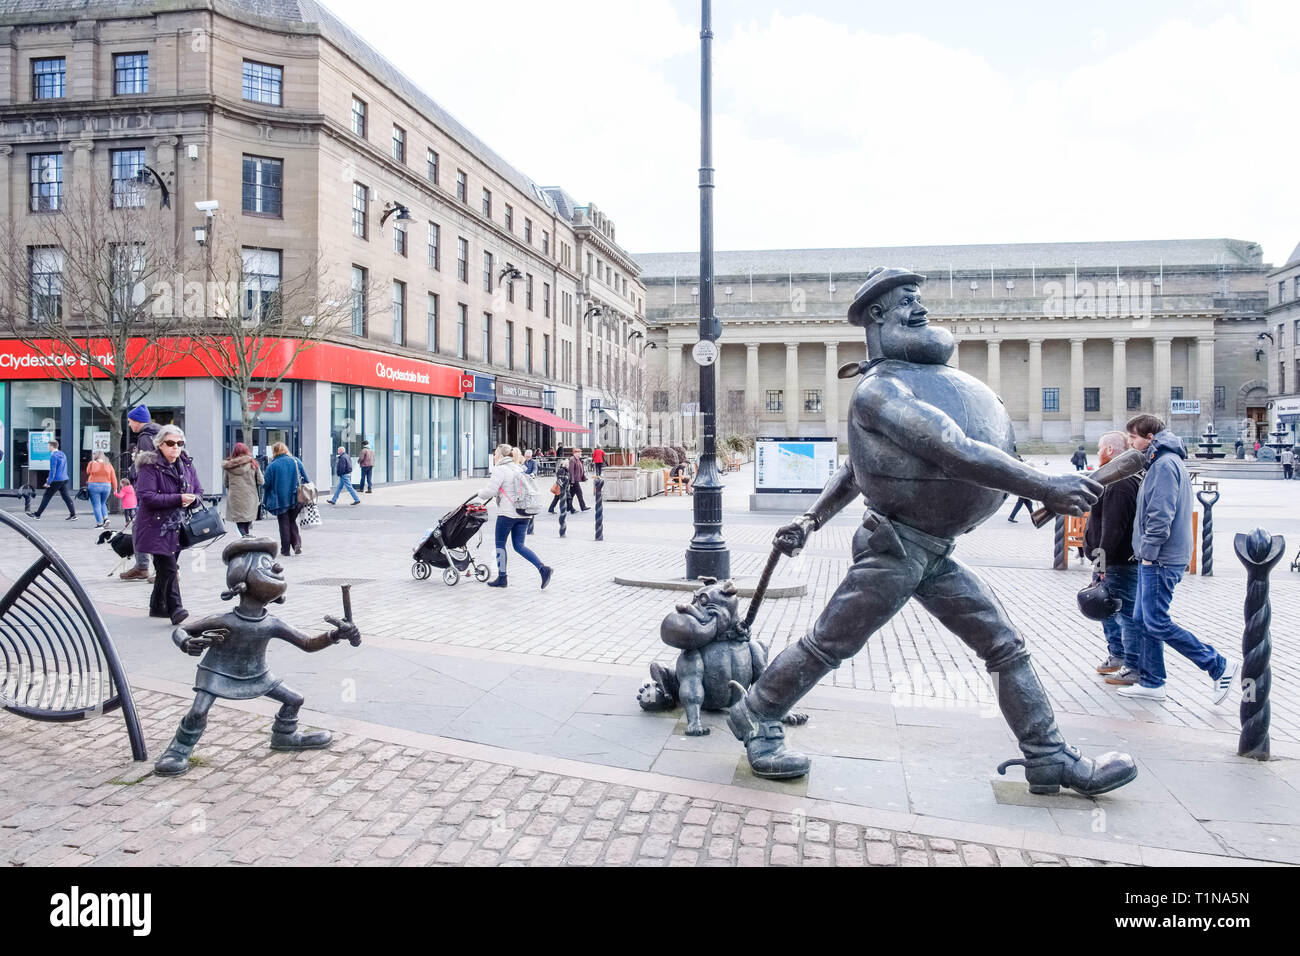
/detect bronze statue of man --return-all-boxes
[727,268,1138,796]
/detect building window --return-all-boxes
[1281,281,1287,303]
[504,204,513,232]
[428,222,440,270]
[391,125,406,163]
[109,149,146,209]
[482,313,493,364]
[351,97,367,138]
[242,61,282,105]
[1214,385,1226,410]
[525,274,534,310]
[543,283,550,318]
[481,188,492,218]
[241,248,282,323]
[29,153,63,212]
[32,58,65,100]
[525,329,533,374]
[351,266,367,336]
[29,247,64,322]
[1042,388,1060,412]
[393,220,407,257]
[653,391,670,412]
[1170,386,1183,401]
[542,231,550,256]
[1279,324,1285,347]
[109,243,146,321]
[766,390,783,413]
[456,170,467,204]
[483,251,493,293]
[427,293,439,353]
[1084,387,1100,413]
[352,182,368,238]
[242,155,283,216]
[457,237,469,282]
[426,149,439,184]
[1281,363,1287,395]
[392,281,406,345]
[457,303,467,358]
[114,53,148,95]
[506,320,514,370]
[542,333,549,378]
[507,276,515,304]
[1126,387,1142,411]
[804,390,821,413]
[524,218,533,244]
[1294,277,1300,299]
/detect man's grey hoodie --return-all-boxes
[1131,430,1193,567]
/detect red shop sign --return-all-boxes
[248,387,283,413]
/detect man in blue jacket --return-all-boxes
[327,446,360,505]
[29,438,77,520]
[1118,414,1237,704]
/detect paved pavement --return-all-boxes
[2,456,1298,865]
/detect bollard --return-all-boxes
[557,469,569,538]
[1235,529,1284,760]
[1196,489,1219,576]
[1053,514,1067,570]
[594,476,604,541]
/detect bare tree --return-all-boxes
[0,177,190,471]
[175,211,360,441]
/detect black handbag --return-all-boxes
[180,499,228,549]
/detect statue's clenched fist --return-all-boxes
[773,515,817,557]
[326,616,362,647]
[1041,474,1102,517]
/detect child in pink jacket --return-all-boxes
[114,480,138,526]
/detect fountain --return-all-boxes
[1194,421,1226,459]
[1263,420,1294,461]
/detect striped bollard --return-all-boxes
[557,471,569,538]
[1196,489,1219,576]
[1053,514,1067,570]
[594,476,604,541]
[1235,529,1284,760]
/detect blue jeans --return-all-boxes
[1100,563,1140,665]
[1133,563,1225,688]
[358,466,373,492]
[494,515,545,576]
[330,474,360,503]
[87,482,111,523]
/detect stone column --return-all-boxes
[68,139,95,198]
[0,145,12,225]
[824,341,839,437]
[950,338,960,370]
[1028,338,1044,440]
[986,338,1001,395]
[745,343,760,401]
[1154,337,1172,420]
[1070,337,1085,440]
[1112,338,1128,430]
[785,343,799,434]
[1196,335,1216,424]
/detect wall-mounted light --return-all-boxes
[499,265,524,283]
[1005,279,1015,291]
[133,165,172,208]
[379,201,413,231]
[968,280,979,292]
[192,225,207,246]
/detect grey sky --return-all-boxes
[324,0,1298,265]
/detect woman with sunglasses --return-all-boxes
[134,424,203,625]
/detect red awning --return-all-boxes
[498,403,589,433]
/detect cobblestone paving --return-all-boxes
[0,691,1115,867]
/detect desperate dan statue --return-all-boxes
[154,537,361,776]
[727,268,1138,796]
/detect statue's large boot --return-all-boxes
[993,654,1137,796]
[727,693,810,779]
[725,635,832,779]
[154,711,207,776]
[269,704,332,751]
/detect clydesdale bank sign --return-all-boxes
[0,338,465,397]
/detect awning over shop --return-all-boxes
[498,403,589,433]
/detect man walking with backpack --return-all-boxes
[327,446,361,505]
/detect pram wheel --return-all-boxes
[473,565,491,583]
[412,561,431,581]
[442,567,459,586]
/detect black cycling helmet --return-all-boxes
[1077,579,1122,621]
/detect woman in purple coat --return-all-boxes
[134,424,203,625]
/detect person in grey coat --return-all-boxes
[222,442,264,536]
[1118,414,1238,704]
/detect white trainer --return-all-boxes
[1117,683,1168,701]
[1211,658,1240,706]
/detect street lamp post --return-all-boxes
[685,0,729,581]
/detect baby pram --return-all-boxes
[412,498,491,586]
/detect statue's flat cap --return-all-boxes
[221,537,279,563]
[847,267,926,327]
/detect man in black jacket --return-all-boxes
[1083,431,1143,685]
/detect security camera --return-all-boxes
[194,199,219,214]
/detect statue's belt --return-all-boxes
[863,509,956,559]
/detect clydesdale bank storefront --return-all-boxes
[0,336,553,495]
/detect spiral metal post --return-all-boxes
[557,468,569,539]
[1235,528,1284,760]
[1053,515,1067,570]
[594,476,604,541]
[1196,489,1219,576]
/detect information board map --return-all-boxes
[754,437,838,494]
